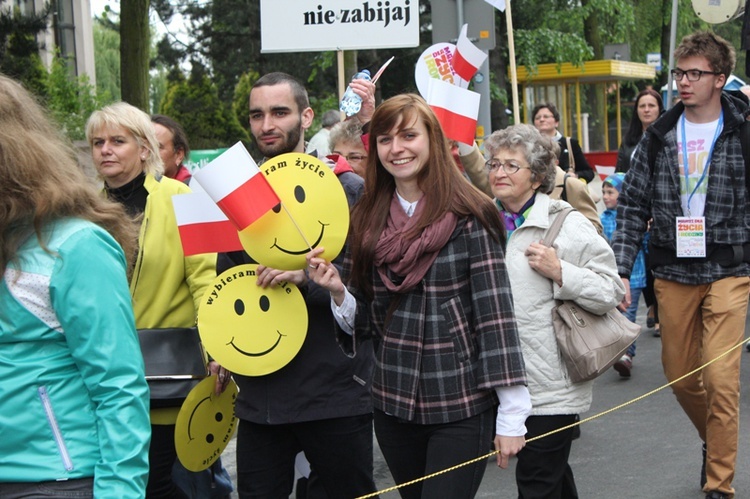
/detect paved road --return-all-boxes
[221,300,750,498]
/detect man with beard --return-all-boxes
[217,72,378,499]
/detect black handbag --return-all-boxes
[137,327,208,408]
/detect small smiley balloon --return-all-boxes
[238,153,350,270]
[198,264,308,376]
[175,376,238,472]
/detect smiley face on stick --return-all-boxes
[238,153,350,270]
[198,264,308,376]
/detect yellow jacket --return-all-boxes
[126,174,216,423]
[130,174,216,329]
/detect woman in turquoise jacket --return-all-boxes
[0,74,151,497]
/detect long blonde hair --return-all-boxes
[0,74,138,272]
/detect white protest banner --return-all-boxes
[260,0,419,53]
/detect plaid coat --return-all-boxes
[339,216,527,424]
[612,94,750,285]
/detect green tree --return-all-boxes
[45,53,103,141]
[94,19,121,101]
[150,64,169,113]
[120,0,150,110]
[0,4,49,96]
[160,64,249,149]
[232,69,260,137]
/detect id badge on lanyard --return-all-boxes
[674,112,721,259]
[676,216,706,257]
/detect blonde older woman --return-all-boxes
[329,118,368,177]
[486,124,624,499]
[86,103,221,498]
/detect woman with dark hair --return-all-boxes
[307,93,530,498]
[616,88,664,173]
[615,88,664,336]
[0,74,150,497]
[531,102,595,182]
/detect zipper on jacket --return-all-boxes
[38,386,74,472]
[130,216,149,297]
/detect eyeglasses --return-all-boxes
[485,159,531,175]
[335,152,367,163]
[671,68,721,82]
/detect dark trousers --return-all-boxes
[147,424,189,499]
[373,408,494,499]
[0,478,93,498]
[236,414,376,499]
[515,415,579,499]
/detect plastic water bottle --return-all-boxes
[339,69,371,117]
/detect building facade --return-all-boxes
[2,0,96,84]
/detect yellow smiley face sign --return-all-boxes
[175,376,238,472]
[238,153,350,270]
[198,264,308,376]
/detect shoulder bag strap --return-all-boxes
[742,120,750,195]
[565,137,575,174]
[541,207,575,247]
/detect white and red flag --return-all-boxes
[483,0,506,11]
[192,142,280,230]
[172,181,244,256]
[595,165,616,182]
[426,78,480,146]
[451,24,487,82]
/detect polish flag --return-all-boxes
[426,78,480,146]
[172,182,244,256]
[192,142,280,230]
[595,165,616,182]
[483,0,506,11]
[452,25,487,82]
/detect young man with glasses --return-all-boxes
[612,32,750,499]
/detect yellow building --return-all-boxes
[515,60,656,154]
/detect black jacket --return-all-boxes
[217,170,374,424]
[557,136,595,182]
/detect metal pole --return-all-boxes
[337,50,345,103]
[666,0,678,109]
[457,0,492,142]
[476,56,492,141]
[506,0,520,123]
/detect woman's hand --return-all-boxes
[525,242,563,286]
[618,277,631,312]
[494,435,525,469]
[305,248,346,305]
[351,79,376,125]
[208,361,231,395]
[255,265,307,288]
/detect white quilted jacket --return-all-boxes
[504,193,625,415]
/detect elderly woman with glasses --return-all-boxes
[486,124,624,499]
[329,119,368,178]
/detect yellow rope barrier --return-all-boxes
[355,337,750,499]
